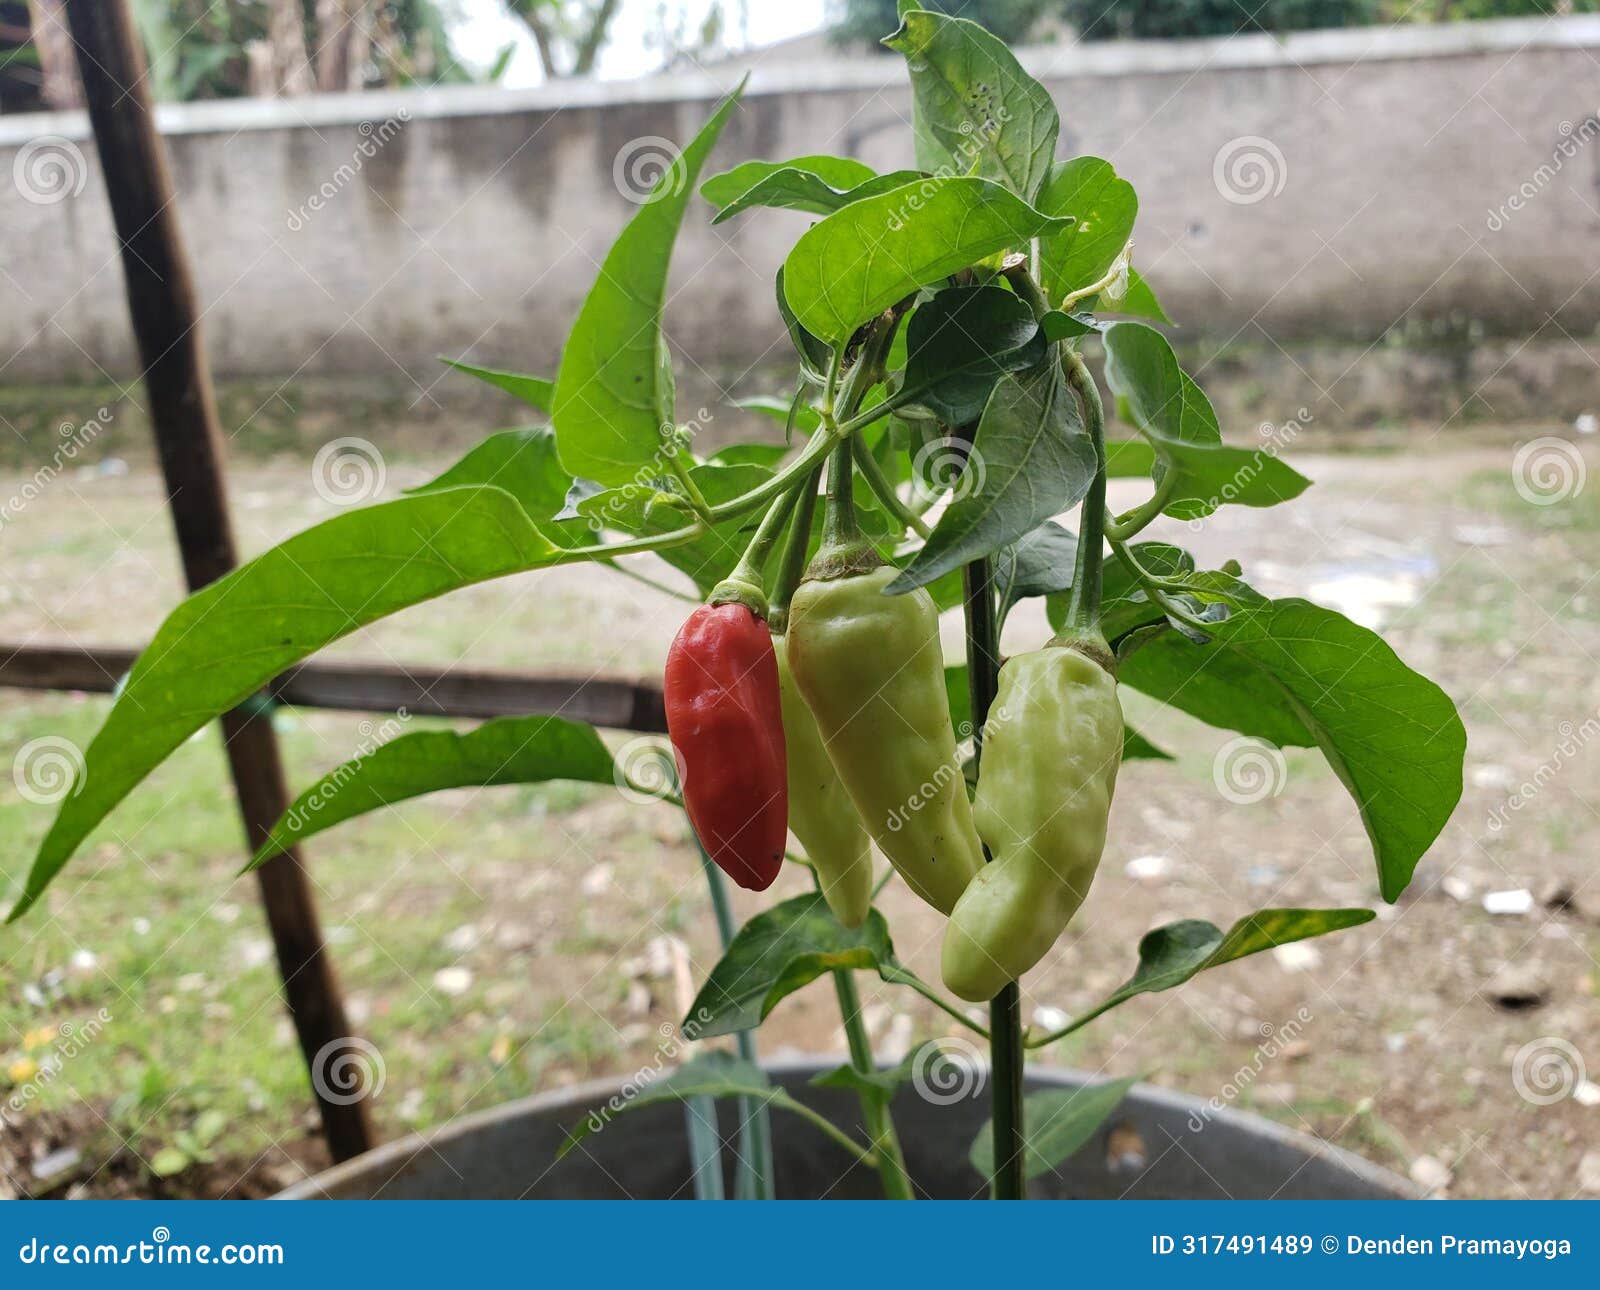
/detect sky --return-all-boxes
[446,0,832,87]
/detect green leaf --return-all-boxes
[149,1147,192,1178]
[810,1040,954,1110]
[1048,540,1195,644]
[9,487,566,921]
[686,893,898,1038]
[1095,267,1169,322]
[407,428,589,544]
[252,715,615,866]
[888,355,1095,593]
[995,519,1077,623]
[1103,323,1309,520]
[1123,729,1173,761]
[701,154,876,208]
[886,11,1058,200]
[896,285,1045,425]
[775,266,832,378]
[705,160,923,224]
[556,1052,774,1160]
[1037,157,1138,304]
[969,1076,1138,1181]
[439,357,553,413]
[1045,909,1376,1039]
[782,177,1071,344]
[735,395,822,439]
[551,86,742,486]
[1120,591,1465,899]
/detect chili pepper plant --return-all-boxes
[10,7,1466,1199]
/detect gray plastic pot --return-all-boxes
[280,1061,1413,1200]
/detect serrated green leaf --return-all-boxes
[782,177,1070,344]
[439,357,553,413]
[685,892,897,1038]
[888,354,1095,593]
[970,1076,1139,1181]
[252,715,615,866]
[1037,157,1138,304]
[886,11,1058,200]
[551,86,742,485]
[10,487,567,921]
[1043,909,1377,1039]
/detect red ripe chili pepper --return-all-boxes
[664,602,788,891]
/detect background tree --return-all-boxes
[503,0,624,77]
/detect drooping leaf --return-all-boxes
[439,357,554,413]
[775,266,832,378]
[11,487,567,921]
[782,177,1071,344]
[969,1077,1139,1181]
[701,154,876,208]
[685,892,896,1038]
[895,285,1045,425]
[1103,323,1309,520]
[1037,157,1138,304]
[551,86,742,486]
[1119,590,1466,899]
[995,519,1077,624]
[809,1040,958,1113]
[706,161,923,224]
[886,11,1058,201]
[252,715,615,866]
[1041,909,1376,1039]
[888,355,1095,593]
[407,428,589,543]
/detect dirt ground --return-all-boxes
[1,425,1596,1199]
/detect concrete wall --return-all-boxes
[2,17,1597,389]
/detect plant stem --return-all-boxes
[1062,349,1108,637]
[697,849,775,1200]
[766,466,822,634]
[820,436,861,552]
[830,964,915,1199]
[852,433,931,538]
[1104,472,1175,541]
[959,541,1026,1199]
[879,965,991,1039]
